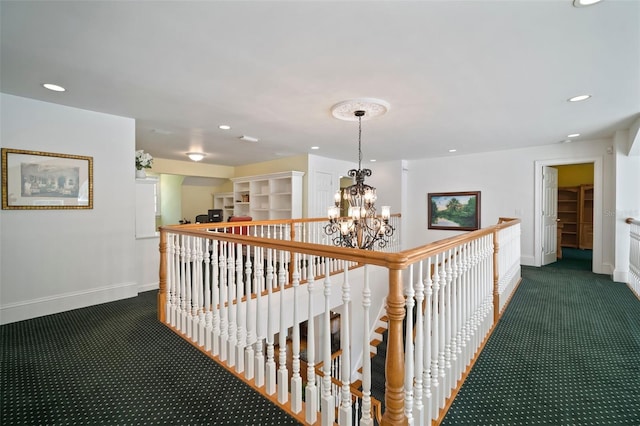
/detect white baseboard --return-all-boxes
[613,269,629,283]
[0,282,138,325]
[138,282,159,293]
[520,255,536,266]
[598,262,615,276]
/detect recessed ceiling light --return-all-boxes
[568,94,591,102]
[370,159,377,162]
[219,125,231,130]
[311,146,319,150]
[449,149,457,153]
[567,133,581,138]
[186,152,206,162]
[561,139,573,144]
[42,83,65,92]
[573,0,602,7]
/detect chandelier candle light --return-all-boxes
[325,99,394,250]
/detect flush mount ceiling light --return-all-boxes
[42,83,65,92]
[573,0,602,7]
[219,125,231,130]
[239,135,259,142]
[311,146,320,150]
[187,152,206,162]
[568,94,591,102]
[449,149,457,153]
[567,133,581,138]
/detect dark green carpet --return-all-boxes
[442,257,640,425]
[0,291,301,425]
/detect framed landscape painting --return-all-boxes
[428,191,481,231]
[1,148,93,210]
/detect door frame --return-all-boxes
[534,157,602,272]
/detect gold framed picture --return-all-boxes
[1,148,93,210]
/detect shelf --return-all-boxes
[231,171,304,219]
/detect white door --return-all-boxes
[542,166,558,265]
[312,171,334,218]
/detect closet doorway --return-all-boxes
[534,157,602,273]
[555,163,594,259]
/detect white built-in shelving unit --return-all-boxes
[230,171,304,221]
[212,192,235,222]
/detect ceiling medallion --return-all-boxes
[331,98,390,122]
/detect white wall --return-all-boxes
[0,94,140,324]
[404,139,615,270]
[613,130,640,282]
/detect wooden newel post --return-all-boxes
[382,268,408,426]
[158,230,167,323]
[493,229,500,324]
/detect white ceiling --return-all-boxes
[1,0,639,167]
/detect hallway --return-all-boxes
[441,250,640,425]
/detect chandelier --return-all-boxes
[324,102,394,250]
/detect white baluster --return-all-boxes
[438,250,448,410]
[423,257,434,422]
[277,250,289,404]
[360,265,373,426]
[339,263,352,426]
[305,254,319,425]
[227,242,236,367]
[254,245,265,387]
[184,236,193,337]
[212,239,220,357]
[265,248,276,395]
[204,239,212,351]
[444,249,454,394]
[321,259,335,426]
[196,238,205,345]
[235,242,245,373]
[244,243,255,380]
[404,264,415,425]
[430,254,440,415]
[186,236,196,339]
[414,261,425,425]
[219,241,228,362]
[291,252,302,414]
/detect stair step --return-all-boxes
[370,338,382,347]
[375,326,387,334]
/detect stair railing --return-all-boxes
[157,216,521,425]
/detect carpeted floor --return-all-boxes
[3,250,638,426]
[442,252,640,425]
[0,291,302,426]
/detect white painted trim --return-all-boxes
[520,255,536,266]
[0,281,138,325]
[534,157,603,273]
[613,269,628,283]
[138,282,159,293]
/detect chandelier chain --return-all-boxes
[358,114,363,170]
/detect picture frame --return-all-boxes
[1,148,93,210]
[428,191,481,231]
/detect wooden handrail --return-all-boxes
[626,217,639,225]
[160,216,521,272]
